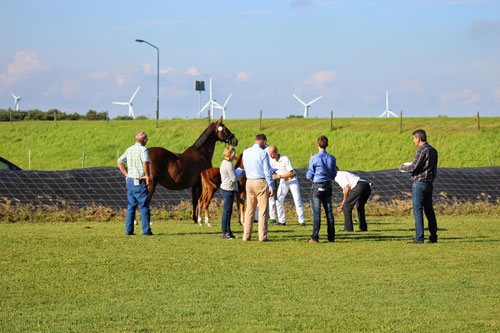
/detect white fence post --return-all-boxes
[28,149,31,170]
[82,150,85,168]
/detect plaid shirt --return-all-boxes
[117,143,150,179]
[401,142,438,182]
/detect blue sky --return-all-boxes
[1,0,499,118]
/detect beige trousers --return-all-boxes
[243,179,270,241]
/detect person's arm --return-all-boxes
[222,160,237,183]
[142,161,151,185]
[262,153,274,192]
[117,161,128,178]
[117,151,128,178]
[400,147,424,173]
[278,170,294,180]
[306,157,315,180]
[338,186,350,212]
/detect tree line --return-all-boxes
[0,109,146,121]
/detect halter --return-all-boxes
[216,124,235,145]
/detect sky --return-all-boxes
[1,0,500,119]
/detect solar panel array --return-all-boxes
[0,166,499,209]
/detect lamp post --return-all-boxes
[135,39,159,127]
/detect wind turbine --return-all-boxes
[10,92,21,111]
[216,92,232,119]
[113,86,140,119]
[293,94,322,118]
[379,90,398,118]
[198,78,232,119]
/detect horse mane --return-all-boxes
[235,151,244,168]
[192,123,216,149]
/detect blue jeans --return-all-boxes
[310,182,335,241]
[412,181,438,242]
[220,189,235,234]
[125,179,152,235]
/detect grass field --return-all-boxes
[1,215,499,331]
[1,117,499,170]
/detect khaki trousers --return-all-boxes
[243,179,270,241]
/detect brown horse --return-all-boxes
[197,167,221,227]
[196,152,247,227]
[147,117,238,222]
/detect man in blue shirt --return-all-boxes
[306,135,336,243]
[242,134,275,242]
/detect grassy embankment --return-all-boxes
[1,117,499,171]
[1,216,499,331]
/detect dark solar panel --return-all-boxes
[0,166,499,209]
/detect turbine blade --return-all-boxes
[223,93,232,107]
[200,101,211,113]
[293,94,306,106]
[129,86,141,103]
[113,102,128,105]
[307,96,322,105]
[213,101,223,109]
[10,92,16,98]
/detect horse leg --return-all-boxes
[197,194,204,226]
[204,188,215,227]
[237,191,246,225]
[192,182,202,223]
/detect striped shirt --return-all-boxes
[400,142,438,182]
[117,143,150,179]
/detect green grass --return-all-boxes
[1,117,499,170]
[1,216,499,331]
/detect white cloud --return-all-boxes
[398,80,423,94]
[0,49,43,83]
[305,70,337,88]
[236,72,252,82]
[61,79,80,99]
[116,75,126,86]
[43,84,60,97]
[159,67,181,75]
[86,72,110,80]
[440,88,481,105]
[470,19,500,34]
[494,87,500,102]
[185,66,201,76]
[143,63,152,75]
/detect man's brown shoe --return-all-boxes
[259,238,271,242]
[307,238,318,243]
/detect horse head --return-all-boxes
[215,117,238,146]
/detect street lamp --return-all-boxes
[135,39,159,127]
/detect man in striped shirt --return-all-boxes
[117,131,153,236]
[399,129,438,244]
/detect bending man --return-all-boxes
[335,167,371,232]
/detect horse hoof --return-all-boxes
[199,223,203,227]
[134,220,138,225]
[207,223,212,227]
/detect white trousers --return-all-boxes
[276,178,305,224]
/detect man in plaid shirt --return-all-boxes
[117,131,153,236]
[399,129,438,244]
